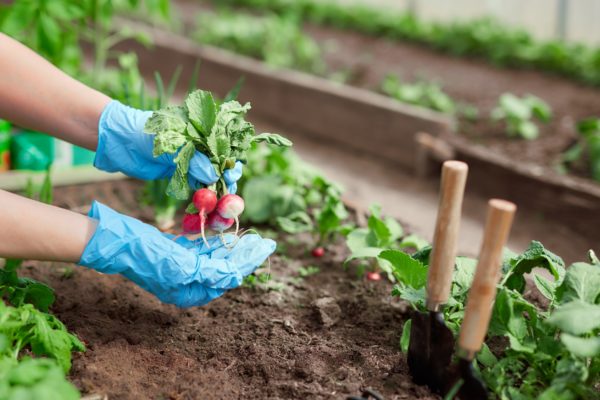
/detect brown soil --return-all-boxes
[20,180,438,400]
[308,24,600,180]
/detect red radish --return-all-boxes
[215,194,245,218]
[215,194,245,236]
[182,213,201,234]
[366,271,381,281]
[311,247,325,258]
[207,211,234,232]
[193,188,217,214]
[191,188,217,247]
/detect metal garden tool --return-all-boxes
[442,199,516,400]
[408,160,468,391]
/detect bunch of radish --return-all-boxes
[182,188,245,247]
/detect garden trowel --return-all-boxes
[442,199,516,400]
[408,160,468,392]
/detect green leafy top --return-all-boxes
[144,89,292,200]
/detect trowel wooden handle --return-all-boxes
[427,160,468,311]
[458,199,516,359]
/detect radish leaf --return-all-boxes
[252,133,293,147]
[185,90,216,135]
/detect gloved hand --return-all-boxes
[95,100,243,193]
[79,202,275,307]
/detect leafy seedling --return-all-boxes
[491,93,552,140]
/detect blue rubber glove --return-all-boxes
[79,202,275,307]
[95,100,243,193]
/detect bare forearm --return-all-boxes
[0,33,110,150]
[0,190,97,262]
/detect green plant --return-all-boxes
[214,0,600,87]
[345,205,428,279]
[298,265,320,278]
[194,9,324,75]
[381,75,456,115]
[0,0,168,78]
[0,357,80,400]
[563,118,600,182]
[491,93,552,140]
[379,238,600,399]
[240,145,352,245]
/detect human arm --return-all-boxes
[0,189,97,262]
[0,32,110,150]
[0,32,243,190]
[0,189,275,307]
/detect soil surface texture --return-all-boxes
[21,180,438,400]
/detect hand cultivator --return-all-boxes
[408,161,516,400]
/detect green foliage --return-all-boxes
[145,89,292,200]
[379,235,600,399]
[298,265,320,278]
[194,9,324,75]
[0,301,85,373]
[345,205,426,279]
[563,118,600,182]
[215,0,600,87]
[491,93,552,140]
[0,357,80,400]
[240,145,351,243]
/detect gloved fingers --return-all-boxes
[226,182,238,195]
[175,235,232,255]
[81,202,199,281]
[188,150,219,186]
[174,283,227,308]
[194,256,244,289]
[209,234,276,277]
[223,161,243,186]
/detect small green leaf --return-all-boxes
[547,300,600,335]
[556,262,600,305]
[399,234,430,251]
[166,142,195,200]
[251,132,293,147]
[400,319,411,353]
[185,90,216,135]
[477,343,498,368]
[185,202,198,214]
[504,241,565,293]
[276,211,313,234]
[379,249,428,289]
[560,334,600,358]
[533,273,556,302]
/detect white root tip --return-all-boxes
[201,215,210,249]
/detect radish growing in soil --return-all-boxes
[192,188,217,247]
[312,247,325,258]
[215,194,245,236]
[366,271,381,281]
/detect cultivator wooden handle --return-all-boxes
[426,160,469,311]
[458,199,516,358]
